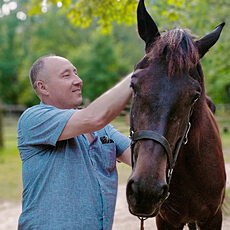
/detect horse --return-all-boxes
[126,0,226,229]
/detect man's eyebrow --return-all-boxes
[59,66,77,75]
[60,69,70,75]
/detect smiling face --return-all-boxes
[36,56,83,109]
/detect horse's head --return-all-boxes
[126,0,224,218]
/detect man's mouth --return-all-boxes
[72,89,81,93]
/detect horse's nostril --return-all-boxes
[130,180,139,194]
[127,179,137,195]
[126,179,138,207]
[160,184,169,199]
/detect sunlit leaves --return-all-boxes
[26,0,138,33]
[167,0,185,7]
[26,0,205,32]
[66,0,138,33]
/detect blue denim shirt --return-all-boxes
[17,102,130,230]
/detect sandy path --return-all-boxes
[113,163,230,229]
[1,163,230,230]
[113,184,230,230]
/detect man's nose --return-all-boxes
[73,76,83,87]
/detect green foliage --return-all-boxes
[0,3,144,105]
[0,0,229,105]
[0,12,21,104]
[71,33,130,101]
[28,0,138,33]
[27,0,199,31]
[0,120,22,201]
[23,0,230,104]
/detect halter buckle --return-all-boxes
[168,168,173,179]
[183,122,191,145]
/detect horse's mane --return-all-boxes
[148,28,200,76]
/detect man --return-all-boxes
[17,54,132,230]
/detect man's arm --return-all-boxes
[58,73,132,141]
[117,147,131,166]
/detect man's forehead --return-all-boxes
[45,56,70,65]
[45,56,75,72]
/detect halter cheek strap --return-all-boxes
[130,121,191,184]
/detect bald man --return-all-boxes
[17,54,132,230]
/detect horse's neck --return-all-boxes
[190,93,207,124]
[185,97,222,156]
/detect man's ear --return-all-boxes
[36,80,49,96]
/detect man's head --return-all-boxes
[30,55,83,109]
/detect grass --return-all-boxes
[0,117,22,202]
[222,132,230,162]
[218,116,230,162]
[224,188,230,217]
[0,114,229,203]
[0,135,22,202]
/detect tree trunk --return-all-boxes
[0,101,3,148]
[226,83,230,104]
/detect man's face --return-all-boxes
[43,56,83,109]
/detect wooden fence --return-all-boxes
[0,103,229,146]
[0,104,26,147]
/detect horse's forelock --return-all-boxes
[148,28,199,76]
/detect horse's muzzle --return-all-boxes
[126,177,169,217]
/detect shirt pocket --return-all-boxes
[101,143,116,173]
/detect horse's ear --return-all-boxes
[137,0,160,51]
[196,22,225,58]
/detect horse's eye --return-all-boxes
[192,92,201,104]
[134,56,149,70]
[130,82,139,96]
[130,82,135,90]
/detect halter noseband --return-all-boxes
[130,120,191,184]
[130,130,173,170]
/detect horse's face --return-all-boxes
[127,54,201,217]
[126,0,225,218]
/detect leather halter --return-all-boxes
[131,129,173,169]
[130,120,191,184]
[129,103,197,230]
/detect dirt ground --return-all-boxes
[113,184,230,230]
[1,164,230,230]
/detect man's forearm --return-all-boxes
[85,73,133,127]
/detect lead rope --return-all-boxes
[139,217,147,230]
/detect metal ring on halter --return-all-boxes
[138,217,148,230]
[183,122,191,145]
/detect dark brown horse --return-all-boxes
[126,0,226,229]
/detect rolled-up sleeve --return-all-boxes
[104,124,131,158]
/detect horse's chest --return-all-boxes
[161,175,221,225]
